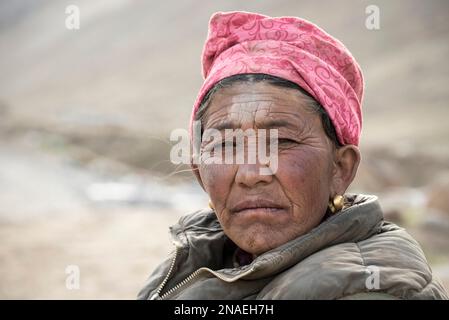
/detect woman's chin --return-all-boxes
[231,227,289,256]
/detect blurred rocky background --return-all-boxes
[0,0,448,298]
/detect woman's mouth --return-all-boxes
[235,207,285,216]
[230,199,287,215]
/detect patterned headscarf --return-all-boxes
[191,11,364,145]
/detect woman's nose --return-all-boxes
[234,163,273,188]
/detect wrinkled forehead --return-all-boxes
[203,82,315,131]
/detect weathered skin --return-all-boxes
[193,82,360,255]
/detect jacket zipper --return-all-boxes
[159,268,203,299]
[150,246,180,300]
[151,245,256,300]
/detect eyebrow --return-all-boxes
[211,119,295,131]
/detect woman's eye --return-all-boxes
[202,140,233,151]
[278,138,297,145]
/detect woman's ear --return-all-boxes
[331,145,361,195]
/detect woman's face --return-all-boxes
[196,82,338,256]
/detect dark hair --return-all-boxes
[195,73,342,148]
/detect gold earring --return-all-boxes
[208,200,215,210]
[328,195,344,214]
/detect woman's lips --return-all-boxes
[230,199,287,214]
[234,207,285,215]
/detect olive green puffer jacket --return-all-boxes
[138,195,448,300]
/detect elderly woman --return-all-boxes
[138,11,448,300]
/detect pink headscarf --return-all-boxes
[191,11,364,146]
